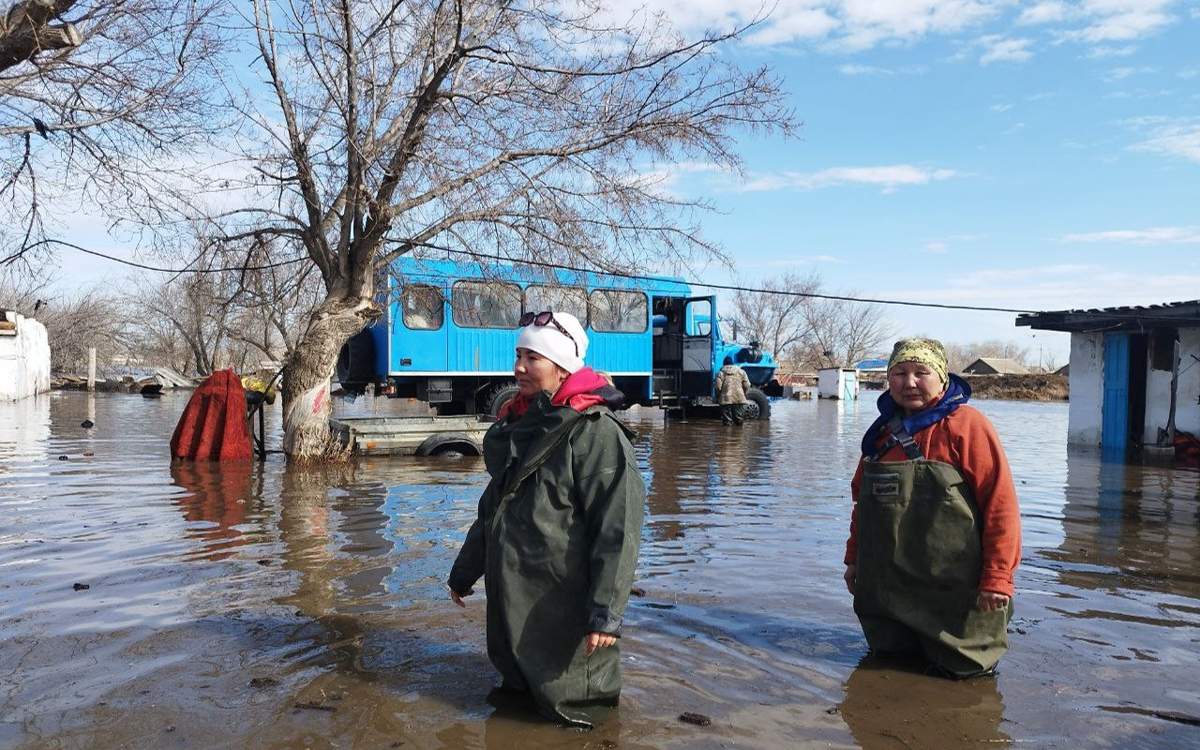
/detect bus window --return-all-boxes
[590,289,647,332]
[402,284,444,330]
[452,281,522,328]
[525,284,588,323]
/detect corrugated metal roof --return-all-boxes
[1016,299,1200,332]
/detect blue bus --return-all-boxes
[337,257,778,418]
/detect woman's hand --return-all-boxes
[843,564,857,595]
[584,632,617,655]
[976,591,1010,612]
[449,587,470,607]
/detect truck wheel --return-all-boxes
[484,382,521,417]
[336,329,375,393]
[743,388,771,420]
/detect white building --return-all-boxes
[817,367,859,400]
[0,311,51,401]
[1018,300,1200,456]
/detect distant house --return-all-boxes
[1054,364,1069,377]
[1017,299,1200,456]
[962,357,1029,375]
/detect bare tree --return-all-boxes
[0,0,226,276]
[727,271,821,362]
[132,271,237,376]
[796,295,894,370]
[209,0,794,458]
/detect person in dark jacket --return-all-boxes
[448,311,645,727]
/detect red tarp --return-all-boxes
[170,369,253,461]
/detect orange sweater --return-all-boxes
[844,404,1021,597]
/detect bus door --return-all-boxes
[680,296,716,398]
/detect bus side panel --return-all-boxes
[448,326,519,375]
[587,330,652,377]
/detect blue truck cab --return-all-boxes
[337,257,777,418]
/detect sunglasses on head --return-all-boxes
[519,310,578,357]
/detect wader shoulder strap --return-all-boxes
[884,415,924,460]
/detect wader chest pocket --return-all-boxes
[867,473,901,501]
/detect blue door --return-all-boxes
[1101,333,1130,456]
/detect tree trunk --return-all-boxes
[281,291,379,460]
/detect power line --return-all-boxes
[35,236,1200,324]
[7,239,308,273]
[411,244,1040,314]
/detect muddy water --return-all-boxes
[1,392,1198,749]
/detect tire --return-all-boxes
[415,434,482,457]
[336,329,376,390]
[484,382,521,417]
[743,388,771,420]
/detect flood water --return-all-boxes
[2,391,1198,749]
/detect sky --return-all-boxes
[626,0,1200,365]
[50,0,1200,366]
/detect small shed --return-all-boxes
[1017,299,1200,457]
[962,357,1029,375]
[818,367,859,400]
[0,311,51,401]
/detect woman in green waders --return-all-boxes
[448,311,645,727]
[844,338,1021,678]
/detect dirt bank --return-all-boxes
[962,373,1069,401]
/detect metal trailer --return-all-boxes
[330,414,493,457]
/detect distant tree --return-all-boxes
[727,271,821,362]
[795,295,894,370]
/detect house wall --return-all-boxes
[0,313,51,401]
[1068,332,1104,446]
[1143,328,1200,443]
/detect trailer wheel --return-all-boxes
[743,388,771,420]
[415,434,481,457]
[484,382,521,417]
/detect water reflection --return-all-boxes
[1048,449,1200,598]
[170,461,262,560]
[840,655,1009,748]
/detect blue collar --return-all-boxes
[861,374,972,458]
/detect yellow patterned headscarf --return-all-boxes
[887,338,949,384]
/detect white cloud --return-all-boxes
[990,103,1014,112]
[1104,65,1157,81]
[1062,0,1176,43]
[1126,118,1200,163]
[1086,44,1138,57]
[839,63,896,75]
[925,241,948,253]
[739,164,958,193]
[1062,226,1200,244]
[1179,67,1200,80]
[1017,1,1073,25]
[900,264,1200,312]
[978,35,1034,64]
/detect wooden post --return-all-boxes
[87,346,96,391]
[1165,336,1180,446]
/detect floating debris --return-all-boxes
[678,712,711,727]
[72,583,90,591]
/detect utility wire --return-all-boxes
[6,239,308,273]
[418,245,1039,314]
[34,236,1200,323]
